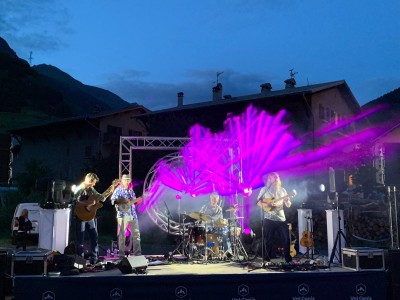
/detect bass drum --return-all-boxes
[206,233,219,255]
[189,225,206,245]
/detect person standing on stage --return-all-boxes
[111,174,142,257]
[256,172,293,263]
[73,172,101,265]
[200,192,232,256]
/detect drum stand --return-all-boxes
[171,215,190,258]
[230,219,248,261]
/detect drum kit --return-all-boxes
[175,206,248,262]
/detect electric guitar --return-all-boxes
[260,191,297,212]
[300,217,313,248]
[74,179,120,221]
[116,196,143,213]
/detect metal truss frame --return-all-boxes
[119,136,190,177]
[118,135,244,236]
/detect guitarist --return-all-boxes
[73,173,102,265]
[110,174,142,257]
[256,172,293,264]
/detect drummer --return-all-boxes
[200,192,232,256]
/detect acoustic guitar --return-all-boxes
[74,179,120,221]
[300,217,313,248]
[116,196,143,213]
[260,191,297,212]
[288,223,297,258]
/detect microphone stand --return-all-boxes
[164,201,171,235]
[248,203,270,272]
[328,192,349,268]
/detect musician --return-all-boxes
[73,173,101,265]
[200,192,232,256]
[111,174,142,257]
[256,172,292,263]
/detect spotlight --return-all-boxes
[243,187,252,197]
[243,228,252,235]
[190,193,196,198]
[71,184,77,193]
[319,184,325,192]
[175,194,182,200]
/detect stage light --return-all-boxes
[71,184,77,193]
[243,228,252,235]
[175,194,182,200]
[243,187,252,197]
[190,193,196,198]
[319,184,325,192]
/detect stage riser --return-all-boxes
[14,271,386,300]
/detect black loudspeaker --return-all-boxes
[117,256,148,274]
[52,254,86,271]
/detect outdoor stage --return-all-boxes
[11,254,388,300]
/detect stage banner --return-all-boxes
[14,270,386,300]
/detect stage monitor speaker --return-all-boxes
[117,256,148,274]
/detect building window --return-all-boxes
[319,104,325,119]
[107,125,122,136]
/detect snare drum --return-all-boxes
[214,218,228,228]
[206,233,219,255]
[189,225,206,245]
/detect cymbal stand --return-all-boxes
[203,220,210,262]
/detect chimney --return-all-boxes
[284,78,296,89]
[260,83,272,95]
[212,83,222,101]
[177,92,184,107]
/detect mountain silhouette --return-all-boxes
[0,36,129,124]
[361,87,400,127]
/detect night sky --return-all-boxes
[2,0,399,110]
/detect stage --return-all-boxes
[9,254,389,300]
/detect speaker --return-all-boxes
[117,256,148,274]
[52,254,86,271]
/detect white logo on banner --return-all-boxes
[175,286,188,299]
[238,284,250,297]
[110,288,123,300]
[42,291,55,300]
[356,283,366,296]
[298,283,309,296]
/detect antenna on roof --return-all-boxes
[289,68,298,79]
[216,71,224,84]
[28,51,33,66]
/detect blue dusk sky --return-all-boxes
[1,0,399,111]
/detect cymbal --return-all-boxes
[228,216,244,220]
[186,211,212,222]
[226,206,239,212]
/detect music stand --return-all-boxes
[327,192,349,268]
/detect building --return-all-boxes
[8,104,149,184]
